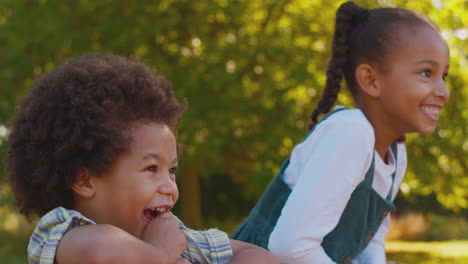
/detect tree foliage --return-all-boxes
[0,0,466,229]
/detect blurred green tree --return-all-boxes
[0,0,466,230]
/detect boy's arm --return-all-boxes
[56,224,166,264]
[56,212,188,264]
[179,224,278,264]
[229,239,279,264]
[56,224,188,264]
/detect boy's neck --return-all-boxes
[72,197,95,221]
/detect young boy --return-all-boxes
[6,53,278,264]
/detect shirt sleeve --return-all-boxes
[268,113,375,264]
[180,224,233,264]
[28,207,95,264]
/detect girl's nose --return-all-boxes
[434,82,450,103]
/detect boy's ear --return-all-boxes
[355,64,381,98]
[72,168,96,199]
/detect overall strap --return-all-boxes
[385,142,399,201]
[303,107,350,142]
[361,151,376,186]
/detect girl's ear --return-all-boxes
[72,168,96,199]
[355,63,381,98]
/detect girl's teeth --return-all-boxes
[421,106,441,120]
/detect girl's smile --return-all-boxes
[420,104,442,121]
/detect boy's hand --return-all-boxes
[176,258,191,264]
[142,212,187,263]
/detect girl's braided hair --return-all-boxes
[309,1,437,129]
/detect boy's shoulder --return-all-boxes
[28,207,95,264]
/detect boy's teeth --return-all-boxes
[150,207,167,212]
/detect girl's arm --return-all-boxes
[229,239,279,264]
[268,113,375,264]
[352,217,388,264]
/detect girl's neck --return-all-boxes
[357,104,402,163]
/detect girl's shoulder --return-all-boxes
[297,107,375,157]
[315,107,374,140]
[324,106,370,123]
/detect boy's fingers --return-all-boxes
[155,211,173,219]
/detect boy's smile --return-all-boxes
[143,205,172,222]
[81,121,179,238]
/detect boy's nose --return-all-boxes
[158,176,178,199]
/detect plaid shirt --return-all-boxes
[28,207,233,264]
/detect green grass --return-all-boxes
[386,240,468,264]
[2,239,467,264]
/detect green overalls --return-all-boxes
[232,108,398,263]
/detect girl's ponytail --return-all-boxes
[309,2,362,129]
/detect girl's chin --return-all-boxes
[417,126,437,135]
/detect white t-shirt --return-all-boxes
[268,108,407,264]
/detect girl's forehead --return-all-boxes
[386,25,448,63]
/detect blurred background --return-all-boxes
[0,0,467,263]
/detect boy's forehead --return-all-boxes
[127,122,177,157]
[142,152,178,163]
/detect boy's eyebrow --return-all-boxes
[143,153,178,163]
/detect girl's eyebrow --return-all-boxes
[415,60,450,70]
[415,59,439,66]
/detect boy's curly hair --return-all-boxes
[7,53,184,218]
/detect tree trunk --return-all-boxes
[180,165,203,229]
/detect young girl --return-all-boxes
[232,1,450,263]
[6,53,278,264]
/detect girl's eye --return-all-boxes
[169,167,177,174]
[442,73,448,81]
[146,165,157,173]
[420,69,431,77]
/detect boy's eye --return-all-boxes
[420,69,431,77]
[146,165,157,172]
[169,167,177,174]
